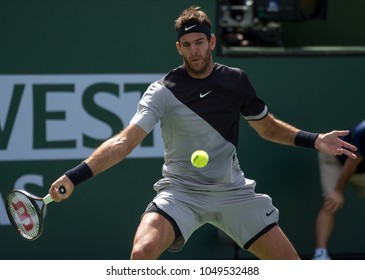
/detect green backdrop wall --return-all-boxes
[1,0,364,260]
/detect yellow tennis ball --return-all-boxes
[191,150,209,168]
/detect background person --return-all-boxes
[313,120,365,260]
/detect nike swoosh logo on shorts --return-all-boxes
[200,90,212,98]
[266,209,276,216]
[185,25,197,31]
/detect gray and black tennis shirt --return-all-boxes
[130,63,268,192]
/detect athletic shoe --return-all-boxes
[312,251,331,260]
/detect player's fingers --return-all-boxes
[51,185,65,202]
[330,131,357,158]
[332,130,350,137]
[340,140,357,152]
[49,177,73,202]
[49,185,62,202]
[340,148,358,159]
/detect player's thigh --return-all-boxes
[132,212,175,257]
[247,225,300,260]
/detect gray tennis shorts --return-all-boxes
[318,152,365,197]
[145,177,279,252]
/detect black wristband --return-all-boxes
[65,162,93,186]
[294,130,319,149]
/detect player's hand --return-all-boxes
[324,190,344,213]
[315,130,357,159]
[49,175,75,202]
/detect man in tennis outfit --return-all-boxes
[312,120,365,260]
[49,6,357,260]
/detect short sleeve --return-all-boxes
[238,70,268,121]
[130,81,167,134]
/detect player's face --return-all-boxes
[176,33,216,79]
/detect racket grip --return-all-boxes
[43,194,53,204]
[43,186,67,204]
[59,186,67,195]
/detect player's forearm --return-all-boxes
[85,124,147,175]
[62,124,147,188]
[268,118,299,146]
[251,114,299,146]
[62,135,132,187]
[85,134,133,175]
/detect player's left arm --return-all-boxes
[248,113,357,159]
[248,113,299,146]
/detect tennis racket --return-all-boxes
[5,186,66,241]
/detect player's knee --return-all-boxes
[130,242,159,260]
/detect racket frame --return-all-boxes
[6,190,49,241]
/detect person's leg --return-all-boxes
[312,205,335,259]
[130,212,176,260]
[247,225,300,260]
[315,207,335,249]
[312,152,341,259]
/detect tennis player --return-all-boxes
[49,6,357,260]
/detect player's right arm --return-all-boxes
[49,124,148,201]
[85,124,147,175]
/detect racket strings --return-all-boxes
[7,192,41,239]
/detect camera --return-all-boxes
[217,0,327,48]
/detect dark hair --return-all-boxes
[174,6,212,38]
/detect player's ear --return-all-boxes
[209,34,216,51]
[176,41,182,56]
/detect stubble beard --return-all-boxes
[183,49,212,78]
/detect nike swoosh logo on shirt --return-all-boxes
[200,90,212,98]
[185,25,197,31]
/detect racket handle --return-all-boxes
[43,194,53,204]
[59,186,67,195]
[43,186,67,204]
